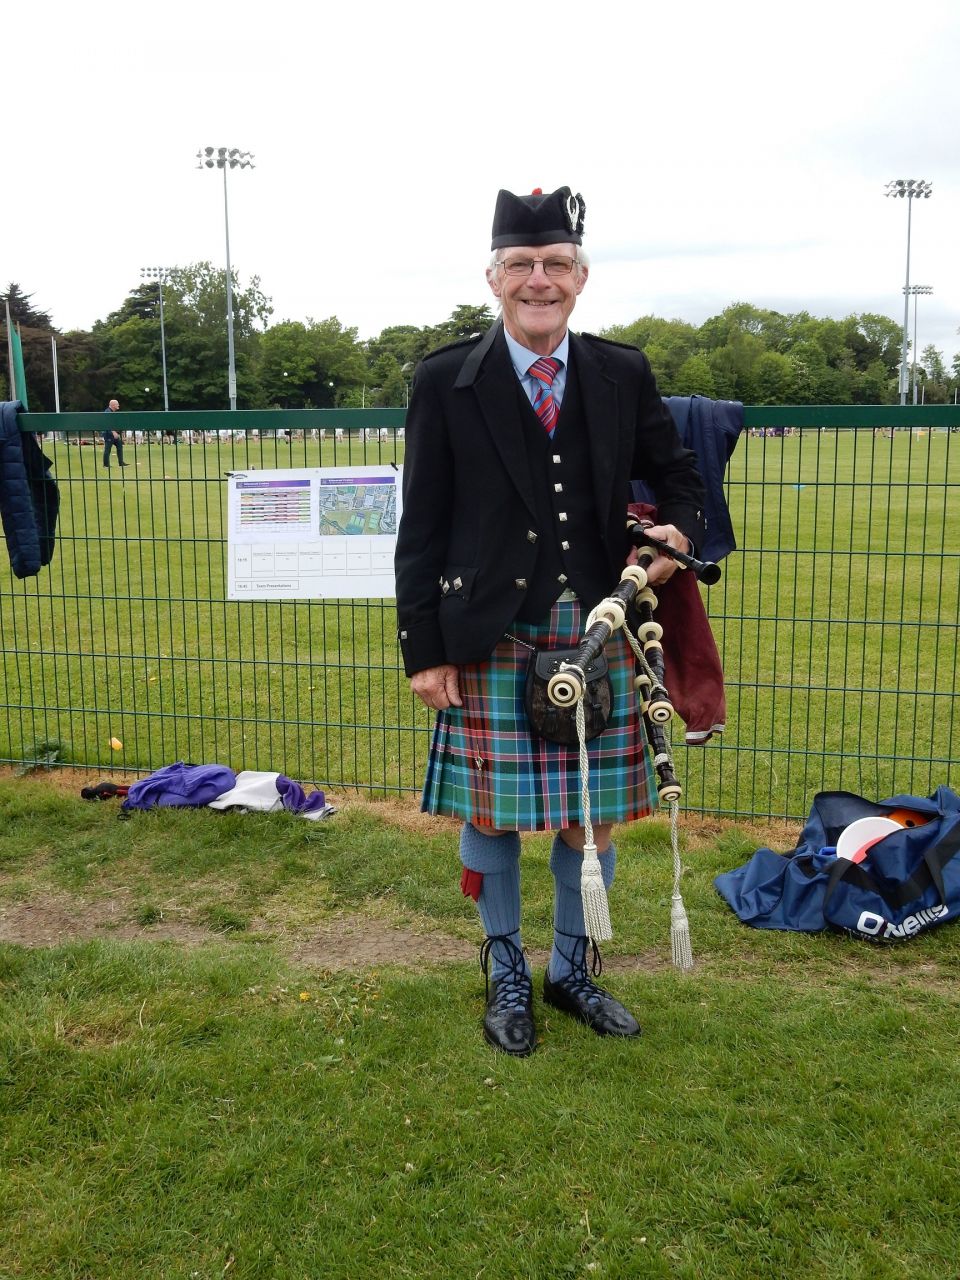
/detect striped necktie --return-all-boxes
[528,357,562,436]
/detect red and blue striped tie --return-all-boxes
[528,357,561,436]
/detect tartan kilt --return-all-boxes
[421,597,656,830]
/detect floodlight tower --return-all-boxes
[140,267,171,411]
[885,179,933,405]
[197,146,256,410]
[903,284,934,405]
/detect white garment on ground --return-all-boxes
[208,770,285,812]
[208,770,335,821]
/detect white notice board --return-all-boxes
[227,465,401,599]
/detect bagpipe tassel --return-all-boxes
[575,699,613,943]
[670,893,694,971]
[668,798,694,971]
[581,843,612,943]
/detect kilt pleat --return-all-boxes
[421,598,655,830]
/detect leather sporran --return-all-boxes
[524,648,614,747]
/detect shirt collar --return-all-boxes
[503,327,570,380]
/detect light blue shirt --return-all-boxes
[503,328,570,410]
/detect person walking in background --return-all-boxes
[102,399,128,469]
[394,185,706,1057]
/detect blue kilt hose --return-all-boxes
[422,597,655,831]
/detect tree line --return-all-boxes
[3,272,959,413]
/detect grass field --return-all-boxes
[1,426,958,819]
[2,773,960,1278]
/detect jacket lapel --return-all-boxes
[569,333,621,535]
[455,322,537,519]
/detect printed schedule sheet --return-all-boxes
[226,466,401,599]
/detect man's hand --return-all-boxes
[626,523,691,586]
[410,663,462,711]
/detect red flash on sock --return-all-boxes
[460,867,484,902]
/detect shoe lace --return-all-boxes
[479,934,531,1010]
[554,930,606,1005]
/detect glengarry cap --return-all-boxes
[491,185,586,249]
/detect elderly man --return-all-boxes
[394,186,706,1056]
[102,399,128,469]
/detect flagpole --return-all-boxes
[4,299,13,402]
[16,323,24,405]
[51,336,60,412]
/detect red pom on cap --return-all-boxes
[531,187,542,195]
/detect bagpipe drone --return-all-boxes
[546,516,721,968]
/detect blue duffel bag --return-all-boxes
[715,786,960,940]
[822,787,960,940]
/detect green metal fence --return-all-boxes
[3,404,959,819]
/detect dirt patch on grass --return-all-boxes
[343,795,462,838]
[679,815,802,851]
[288,912,475,970]
[0,766,143,794]
[0,890,672,975]
[7,880,949,987]
[282,911,667,974]
[0,892,215,948]
[0,891,482,971]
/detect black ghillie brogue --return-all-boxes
[479,935,536,1057]
[543,935,641,1038]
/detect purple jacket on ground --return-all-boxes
[122,762,238,810]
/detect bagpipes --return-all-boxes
[546,517,721,968]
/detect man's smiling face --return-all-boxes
[487,243,588,355]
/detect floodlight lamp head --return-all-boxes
[204,146,215,157]
[896,179,932,200]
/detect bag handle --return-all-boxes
[824,819,960,911]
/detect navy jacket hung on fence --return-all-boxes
[0,401,60,578]
[632,395,743,564]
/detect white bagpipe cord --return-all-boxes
[574,698,613,943]
[624,629,695,971]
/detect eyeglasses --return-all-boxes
[496,256,578,278]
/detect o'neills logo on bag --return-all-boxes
[856,904,950,939]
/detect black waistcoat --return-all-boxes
[514,359,613,622]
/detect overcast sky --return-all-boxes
[6,0,959,371]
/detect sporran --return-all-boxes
[523,647,613,747]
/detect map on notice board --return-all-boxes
[226,466,401,599]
